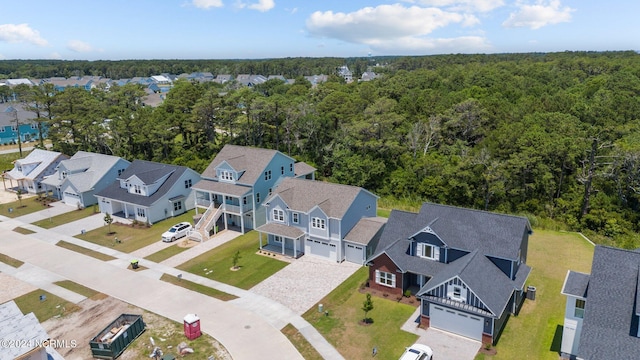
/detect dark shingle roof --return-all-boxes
[95,160,193,207]
[577,246,640,359]
[561,270,590,298]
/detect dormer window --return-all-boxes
[133,184,142,194]
[273,209,284,222]
[448,284,467,302]
[417,243,439,261]
[220,170,233,181]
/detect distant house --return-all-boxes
[95,160,201,224]
[0,300,64,360]
[560,246,640,359]
[214,74,233,84]
[257,177,383,264]
[337,66,353,83]
[41,151,130,208]
[191,145,315,239]
[0,103,48,145]
[367,203,531,344]
[4,149,68,194]
[360,71,380,82]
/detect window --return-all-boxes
[11,125,17,132]
[274,236,283,243]
[0,128,4,133]
[290,163,293,172]
[311,217,325,229]
[269,188,272,196]
[264,170,272,180]
[273,209,284,222]
[243,197,247,205]
[375,270,396,287]
[220,170,233,181]
[184,179,192,188]
[417,243,439,260]
[574,299,585,318]
[256,192,260,203]
[61,171,67,179]
[292,212,299,224]
[133,184,141,194]
[281,166,284,175]
[118,168,125,176]
[174,201,182,211]
[31,124,38,129]
[136,208,146,217]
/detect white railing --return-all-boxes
[204,205,224,236]
[195,203,216,230]
[196,198,212,207]
[187,229,203,242]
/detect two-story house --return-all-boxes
[4,149,68,194]
[256,177,383,264]
[0,103,48,145]
[41,151,130,208]
[191,145,315,239]
[367,203,532,345]
[560,246,640,359]
[95,160,201,224]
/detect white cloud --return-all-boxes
[0,23,48,46]
[407,0,505,13]
[307,4,476,42]
[503,0,574,29]
[248,0,274,12]
[49,52,62,59]
[67,40,96,53]
[192,0,223,9]
[372,36,492,54]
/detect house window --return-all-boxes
[375,270,396,287]
[136,208,146,217]
[417,243,439,260]
[220,170,233,181]
[31,124,38,129]
[243,197,247,205]
[269,188,272,196]
[311,217,325,230]
[174,201,182,211]
[61,171,67,179]
[118,168,125,176]
[574,299,585,318]
[184,179,192,188]
[281,166,284,175]
[133,184,141,194]
[292,213,299,224]
[11,125,17,132]
[264,170,272,180]
[273,209,284,222]
[256,193,260,203]
[290,163,293,172]
[274,236,283,243]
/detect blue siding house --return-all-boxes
[0,104,47,145]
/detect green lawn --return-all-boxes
[144,243,190,262]
[0,252,24,267]
[0,196,57,218]
[32,205,98,229]
[159,273,238,301]
[0,150,30,172]
[281,323,324,360]
[13,289,81,322]
[75,210,196,253]
[55,240,116,261]
[176,231,289,289]
[12,226,36,234]
[54,280,101,299]
[475,230,594,360]
[303,267,419,360]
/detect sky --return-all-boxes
[0,0,638,60]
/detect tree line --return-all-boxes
[3,51,640,248]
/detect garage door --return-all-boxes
[63,191,81,206]
[307,239,337,261]
[345,244,364,264]
[430,304,483,341]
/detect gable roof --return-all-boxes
[266,177,376,219]
[95,160,195,207]
[561,270,590,298]
[294,161,316,177]
[201,145,293,185]
[41,151,129,192]
[576,246,640,359]
[5,149,67,181]
[344,217,387,245]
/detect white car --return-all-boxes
[399,343,433,360]
[161,222,192,242]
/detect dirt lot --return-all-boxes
[42,295,232,360]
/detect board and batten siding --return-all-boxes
[425,277,490,313]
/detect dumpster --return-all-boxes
[89,314,145,359]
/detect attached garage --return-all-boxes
[63,191,81,206]
[307,239,337,262]
[429,304,484,341]
[345,243,365,264]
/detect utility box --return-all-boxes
[89,314,145,360]
[183,313,201,340]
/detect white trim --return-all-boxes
[375,269,396,288]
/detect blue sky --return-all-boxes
[0,0,637,60]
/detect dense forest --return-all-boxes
[2,51,640,248]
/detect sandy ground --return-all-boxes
[0,273,37,303]
[0,189,34,204]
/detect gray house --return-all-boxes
[41,151,130,208]
[256,177,383,264]
[560,246,640,359]
[191,145,315,239]
[4,149,68,194]
[95,160,201,225]
[367,203,531,345]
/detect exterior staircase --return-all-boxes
[189,203,224,242]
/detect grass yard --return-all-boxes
[303,267,419,360]
[75,210,196,253]
[281,323,324,360]
[176,231,289,289]
[55,240,116,261]
[54,280,102,299]
[0,150,29,172]
[0,252,24,267]
[475,230,594,360]
[14,289,81,322]
[12,226,36,234]
[32,205,98,229]
[159,273,238,301]
[0,196,56,218]
[144,243,190,262]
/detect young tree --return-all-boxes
[362,293,374,324]
[104,213,113,234]
[232,250,241,270]
[16,189,23,207]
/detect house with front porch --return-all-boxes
[560,246,640,359]
[95,160,201,224]
[191,145,315,239]
[3,149,68,194]
[41,151,130,208]
[256,177,383,264]
[367,203,531,345]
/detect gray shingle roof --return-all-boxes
[94,160,194,207]
[192,178,252,197]
[256,222,305,238]
[294,161,316,177]
[201,145,293,186]
[577,246,640,359]
[5,149,67,181]
[265,177,374,219]
[41,151,129,192]
[344,217,387,245]
[561,270,590,298]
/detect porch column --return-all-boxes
[223,212,228,230]
[240,198,245,233]
[259,232,263,249]
[281,237,285,255]
[293,236,297,258]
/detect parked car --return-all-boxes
[399,343,433,360]
[161,222,192,242]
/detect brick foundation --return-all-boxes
[482,333,493,346]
